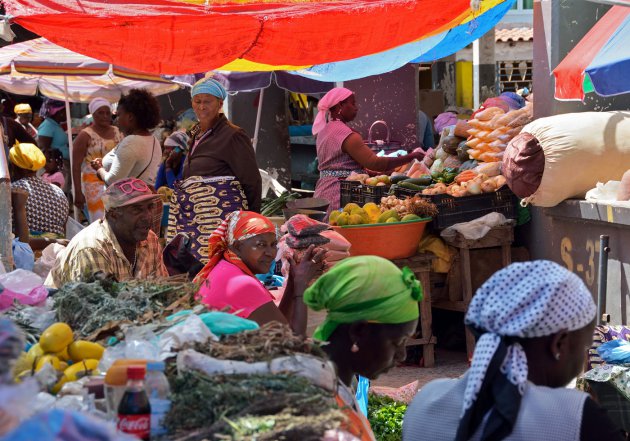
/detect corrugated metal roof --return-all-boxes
[495,27,533,42]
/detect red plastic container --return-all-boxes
[331,218,430,260]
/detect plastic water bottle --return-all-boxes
[144,361,171,440]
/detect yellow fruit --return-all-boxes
[51,376,68,394]
[386,217,398,223]
[63,359,100,382]
[363,203,381,223]
[348,214,364,225]
[350,207,366,216]
[401,214,421,222]
[343,203,360,214]
[13,352,35,377]
[55,347,70,361]
[36,354,62,372]
[15,370,33,383]
[337,212,350,226]
[329,211,341,225]
[59,362,68,371]
[27,343,44,358]
[68,341,105,362]
[377,209,398,224]
[40,323,73,353]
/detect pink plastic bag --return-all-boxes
[0,270,48,311]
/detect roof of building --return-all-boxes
[495,27,533,42]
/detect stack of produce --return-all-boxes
[465,103,533,163]
[421,163,506,197]
[13,322,104,393]
[330,198,437,226]
[166,322,350,441]
[52,278,198,342]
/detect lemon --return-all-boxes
[40,323,74,353]
[36,354,62,372]
[68,341,105,362]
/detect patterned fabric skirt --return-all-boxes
[314,176,342,219]
[166,176,248,263]
[81,172,107,222]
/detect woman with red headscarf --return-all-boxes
[313,87,425,218]
[194,211,326,335]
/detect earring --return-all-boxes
[554,353,561,361]
[351,343,359,353]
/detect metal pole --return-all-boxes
[473,39,480,110]
[0,123,13,270]
[252,88,264,152]
[597,235,611,325]
[63,76,79,220]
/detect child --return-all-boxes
[41,149,65,189]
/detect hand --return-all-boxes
[289,245,327,289]
[90,158,103,171]
[10,188,29,209]
[166,150,183,169]
[410,149,425,161]
[55,239,70,246]
[74,192,86,209]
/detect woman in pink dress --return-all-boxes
[313,87,424,217]
[194,211,326,336]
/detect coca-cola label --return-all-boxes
[118,414,150,439]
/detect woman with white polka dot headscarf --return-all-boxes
[403,260,625,441]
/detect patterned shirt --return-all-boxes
[47,218,168,288]
[11,176,69,235]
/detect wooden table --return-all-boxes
[393,253,437,367]
[433,225,514,359]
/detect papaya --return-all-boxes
[27,343,44,358]
[377,209,398,223]
[63,359,100,382]
[336,212,350,226]
[348,214,364,225]
[343,203,360,214]
[402,214,421,222]
[362,203,381,223]
[329,211,341,225]
[68,341,105,362]
[385,217,399,223]
[40,323,73,353]
[36,354,62,372]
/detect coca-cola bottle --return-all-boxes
[117,365,151,440]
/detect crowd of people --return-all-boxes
[4,81,625,441]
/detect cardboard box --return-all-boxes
[418,89,445,119]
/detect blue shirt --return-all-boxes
[37,118,69,159]
[155,155,186,190]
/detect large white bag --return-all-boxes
[503,111,630,207]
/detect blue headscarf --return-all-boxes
[499,92,525,110]
[191,78,227,100]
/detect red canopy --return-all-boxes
[4,0,471,75]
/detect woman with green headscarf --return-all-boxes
[304,255,422,441]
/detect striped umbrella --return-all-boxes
[553,5,630,101]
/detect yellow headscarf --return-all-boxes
[9,143,46,171]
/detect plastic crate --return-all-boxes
[394,186,422,199]
[339,180,363,206]
[420,185,518,230]
[361,185,391,205]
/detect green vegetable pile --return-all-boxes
[367,394,408,441]
[165,372,344,441]
[431,167,459,184]
[260,191,299,217]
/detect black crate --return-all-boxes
[394,186,423,199]
[361,185,391,205]
[339,180,363,206]
[419,185,518,230]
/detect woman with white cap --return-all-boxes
[312,87,424,218]
[403,260,625,441]
[72,97,123,221]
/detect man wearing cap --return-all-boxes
[14,104,37,139]
[47,177,168,287]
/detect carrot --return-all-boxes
[455,170,477,184]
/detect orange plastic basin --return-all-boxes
[331,218,430,260]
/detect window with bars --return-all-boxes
[496,60,533,93]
